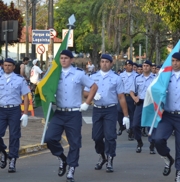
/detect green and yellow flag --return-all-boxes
[35,30,70,119]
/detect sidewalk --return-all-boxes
[4,116,48,155]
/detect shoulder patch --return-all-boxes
[76,67,83,71]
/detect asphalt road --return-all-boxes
[0,108,176,182]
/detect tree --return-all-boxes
[0,1,23,45]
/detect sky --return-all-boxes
[3,0,12,5]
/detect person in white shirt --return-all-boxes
[86,61,95,75]
[30,59,43,90]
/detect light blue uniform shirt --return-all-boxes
[0,73,30,106]
[56,66,94,108]
[130,73,155,99]
[84,70,124,106]
[120,71,138,94]
[0,67,4,77]
[164,72,180,111]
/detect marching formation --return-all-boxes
[0,49,180,182]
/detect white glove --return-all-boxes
[94,93,101,100]
[20,114,28,127]
[79,103,89,112]
[123,117,130,129]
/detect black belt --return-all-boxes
[166,111,180,115]
[124,93,130,97]
[0,105,19,108]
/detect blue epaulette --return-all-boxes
[16,74,23,77]
[90,72,96,75]
[76,67,83,71]
[114,72,119,76]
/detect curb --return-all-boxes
[19,143,47,155]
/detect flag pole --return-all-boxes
[40,14,76,145]
[41,102,52,144]
[148,99,162,136]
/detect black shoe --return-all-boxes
[141,128,148,137]
[95,155,107,170]
[175,170,180,182]
[58,157,67,177]
[106,156,114,173]
[149,142,156,154]
[136,142,143,153]
[8,158,16,173]
[128,130,134,141]
[117,125,126,136]
[66,166,75,182]
[162,155,174,176]
[0,150,8,169]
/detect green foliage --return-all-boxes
[141,0,180,31]
[0,1,23,45]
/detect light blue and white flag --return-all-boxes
[141,40,180,129]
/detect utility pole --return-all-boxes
[25,0,29,57]
[31,0,37,60]
[48,0,54,63]
[17,0,20,61]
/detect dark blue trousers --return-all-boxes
[0,106,21,158]
[132,104,143,141]
[45,110,82,167]
[155,111,180,170]
[117,96,135,129]
[92,106,117,157]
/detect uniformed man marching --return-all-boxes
[154,52,180,182]
[130,60,155,154]
[0,58,30,173]
[45,50,98,182]
[84,54,129,173]
[117,60,138,140]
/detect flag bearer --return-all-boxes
[0,58,30,173]
[155,52,180,182]
[84,54,129,173]
[130,60,155,154]
[45,50,98,182]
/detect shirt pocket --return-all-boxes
[11,83,20,95]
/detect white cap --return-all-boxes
[32,59,39,65]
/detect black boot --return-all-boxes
[95,154,107,170]
[58,153,67,177]
[117,125,126,136]
[0,150,8,169]
[162,154,174,176]
[66,166,75,182]
[149,142,156,154]
[128,129,134,141]
[106,156,114,173]
[8,158,16,173]
[141,127,148,137]
[136,140,143,153]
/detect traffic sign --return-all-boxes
[32,30,50,44]
[49,28,57,39]
[37,44,45,54]
[62,29,74,47]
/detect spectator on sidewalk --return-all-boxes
[30,59,43,91]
